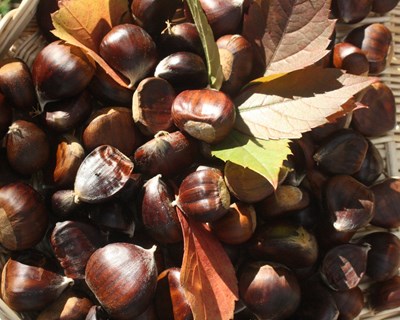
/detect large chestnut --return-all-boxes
[32,41,96,110]
[0,182,49,251]
[99,24,157,88]
[85,242,158,319]
[171,88,236,144]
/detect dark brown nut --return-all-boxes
[0,92,12,139]
[331,0,373,24]
[333,42,369,75]
[171,88,236,144]
[368,275,400,312]
[371,0,400,13]
[176,168,231,222]
[330,286,364,320]
[353,139,384,186]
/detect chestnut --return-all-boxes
[50,220,107,279]
[0,182,49,251]
[209,201,257,244]
[140,174,182,244]
[132,77,176,136]
[1,250,73,312]
[351,81,396,137]
[85,242,158,319]
[313,128,368,175]
[82,107,141,156]
[344,23,393,75]
[0,58,37,112]
[370,178,400,228]
[368,275,400,312]
[372,0,400,13]
[176,167,231,222]
[6,120,50,175]
[154,52,208,92]
[99,24,157,88]
[333,42,369,75]
[331,0,373,24]
[358,231,400,282]
[171,88,236,144]
[217,34,253,97]
[239,261,300,320]
[330,286,364,320]
[321,243,370,291]
[32,41,96,110]
[133,130,199,177]
[51,189,83,218]
[353,139,384,186]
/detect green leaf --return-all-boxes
[211,130,291,188]
[185,0,224,89]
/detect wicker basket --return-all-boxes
[1,0,400,319]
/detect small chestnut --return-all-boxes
[333,42,369,75]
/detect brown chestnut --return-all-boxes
[372,0,400,13]
[32,41,96,110]
[0,182,49,251]
[132,77,176,136]
[6,120,50,175]
[176,167,231,222]
[171,88,236,144]
[353,139,384,186]
[331,0,373,24]
[99,24,157,88]
[330,286,364,320]
[368,275,400,312]
[333,42,370,75]
[1,250,73,312]
[85,242,158,319]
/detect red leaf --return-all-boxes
[177,208,239,320]
[242,0,336,76]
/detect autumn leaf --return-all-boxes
[234,67,376,140]
[242,0,336,76]
[211,130,291,188]
[51,0,130,87]
[185,0,224,89]
[177,208,239,320]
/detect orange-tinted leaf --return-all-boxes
[177,208,239,320]
[242,0,336,76]
[51,0,130,87]
[235,67,376,140]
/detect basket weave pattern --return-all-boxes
[0,1,400,319]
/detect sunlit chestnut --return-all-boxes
[0,182,49,251]
[323,175,374,232]
[333,42,370,75]
[32,41,96,110]
[248,220,319,269]
[331,0,373,24]
[209,202,256,244]
[6,120,50,175]
[370,178,400,228]
[130,0,181,38]
[1,250,73,312]
[140,174,182,244]
[176,167,231,222]
[154,268,192,320]
[351,81,396,137]
[74,145,134,204]
[99,24,157,88]
[44,90,93,133]
[330,286,364,320]
[82,107,140,156]
[172,88,236,144]
[37,288,94,320]
[85,242,158,319]
[313,128,368,175]
[368,275,400,312]
[134,131,199,177]
[0,58,37,112]
[372,0,400,13]
[344,23,393,74]
[358,231,400,282]
[132,77,176,136]
[158,22,204,58]
[239,261,300,320]
[154,52,208,92]
[0,92,12,139]
[217,34,253,96]
[50,220,107,279]
[321,243,370,291]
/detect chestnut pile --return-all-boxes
[0,0,400,319]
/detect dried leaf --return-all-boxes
[242,0,336,76]
[185,0,224,89]
[234,67,376,140]
[51,0,130,87]
[177,208,239,320]
[212,130,291,188]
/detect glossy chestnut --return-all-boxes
[333,42,370,75]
